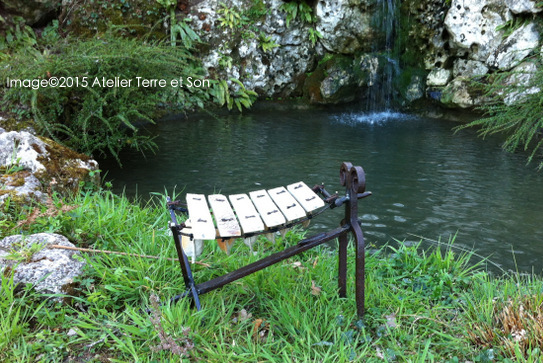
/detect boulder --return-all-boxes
[487,22,540,70]
[315,0,374,54]
[404,75,425,103]
[444,0,509,62]
[0,130,99,205]
[439,76,484,108]
[303,54,372,105]
[0,233,85,296]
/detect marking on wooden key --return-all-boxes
[287,181,325,212]
[228,193,265,234]
[268,186,306,222]
[208,194,241,238]
[186,193,216,240]
[249,190,286,228]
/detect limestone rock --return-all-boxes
[0,130,99,205]
[304,54,371,105]
[0,171,46,205]
[502,61,540,105]
[427,68,452,86]
[315,0,373,54]
[188,0,317,98]
[487,22,540,70]
[404,75,425,103]
[0,233,85,296]
[439,76,489,109]
[505,0,543,14]
[444,0,509,62]
[453,59,489,78]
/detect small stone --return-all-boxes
[426,68,452,86]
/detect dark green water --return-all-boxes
[99,107,543,273]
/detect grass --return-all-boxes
[1,189,543,361]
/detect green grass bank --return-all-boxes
[1,189,543,362]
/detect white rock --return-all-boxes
[487,22,540,70]
[453,59,489,77]
[444,0,509,62]
[0,233,85,296]
[427,68,452,86]
[441,77,476,108]
[502,62,540,105]
[505,0,543,14]
[0,131,47,173]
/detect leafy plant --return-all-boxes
[258,32,280,53]
[170,18,200,48]
[308,28,322,47]
[218,2,242,29]
[1,35,212,165]
[218,52,234,70]
[3,241,46,263]
[156,0,200,48]
[495,17,529,39]
[0,143,24,175]
[211,78,258,112]
[279,0,315,27]
[0,16,38,60]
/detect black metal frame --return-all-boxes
[167,162,370,317]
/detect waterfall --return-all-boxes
[366,0,400,112]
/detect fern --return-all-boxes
[258,32,280,52]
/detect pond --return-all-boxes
[99,105,543,274]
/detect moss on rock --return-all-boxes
[35,137,100,194]
[303,54,369,105]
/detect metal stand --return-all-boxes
[167,162,370,317]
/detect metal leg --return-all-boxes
[338,231,348,298]
[352,220,365,318]
[169,222,202,310]
[341,163,367,318]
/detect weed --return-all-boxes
[258,32,280,53]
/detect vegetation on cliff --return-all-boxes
[0,5,256,164]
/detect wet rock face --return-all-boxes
[186,0,377,99]
[304,54,372,104]
[187,0,319,98]
[315,0,374,54]
[3,0,59,26]
[0,129,99,205]
[0,233,85,297]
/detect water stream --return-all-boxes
[99,106,543,274]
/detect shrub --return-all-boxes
[1,35,211,164]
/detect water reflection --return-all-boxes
[99,108,543,273]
